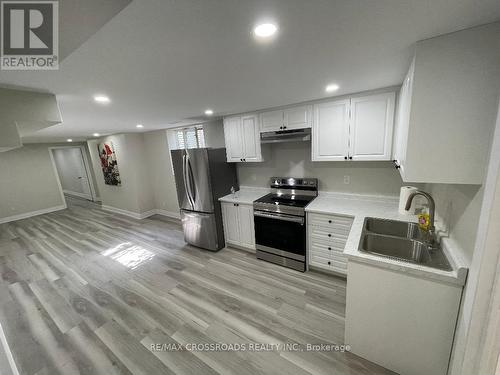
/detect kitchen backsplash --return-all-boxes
[237,142,404,196]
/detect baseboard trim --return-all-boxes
[0,204,67,224]
[100,206,181,221]
[154,209,181,220]
[101,205,143,219]
[63,190,92,200]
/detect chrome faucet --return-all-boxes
[405,190,437,247]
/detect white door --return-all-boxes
[349,92,395,161]
[241,114,262,162]
[222,203,240,244]
[223,116,244,162]
[284,105,312,130]
[52,148,92,200]
[312,100,350,161]
[260,110,284,132]
[238,204,255,249]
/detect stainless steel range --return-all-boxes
[253,177,318,272]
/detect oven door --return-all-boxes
[254,211,306,261]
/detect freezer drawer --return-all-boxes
[181,210,220,251]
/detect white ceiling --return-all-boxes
[1,0,499,143]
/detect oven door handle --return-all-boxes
[254,211,304,224]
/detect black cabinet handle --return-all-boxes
[328,220,332,223]
[344,156,347,160]
[283,126,287,129]
[279,126,283,130]
[328,234,332,237]
[328,247,331,250]
[328,261,331,265]
[349,156,353,160]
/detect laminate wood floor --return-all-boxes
[0,196,394,375]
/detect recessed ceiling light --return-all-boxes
[94,95,110,104]
[325,84,340,93]
[93,133,100,137]
[67,139,73,142]
[136,124,144,128]
[254,23,278,38]
[205,109,214,116]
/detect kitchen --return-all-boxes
[0,2,499,375]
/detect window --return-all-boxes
[176,127,205,149]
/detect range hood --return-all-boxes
[260,128,311,144]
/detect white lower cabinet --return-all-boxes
[221,202,255,250]
[346,261,463,375]
[307,212,353,274]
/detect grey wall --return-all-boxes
[237,142,404,196]
[143,130,179,215]
[88,134,155,214]
[424,183,484,265]
[0,144,65,220]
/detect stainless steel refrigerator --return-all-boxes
[171,148,238,251]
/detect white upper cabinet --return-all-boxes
[312,99,350,161]
[393,23,499,184]
[393,60,414,181]
[312,93,395,161]
[223,114,262,163]
[284,105,312,130]
[260,105,312,132]
[260,110,283,132]
[223,116,244,162]
[240,114,262,162]
[349,92,395,161]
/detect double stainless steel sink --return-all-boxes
[359,217,452,271]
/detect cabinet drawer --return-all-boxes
[309,225,351,241]
[310,255,331,270]
[331,261,347,274]
[308,213,354,228]
[331,251,348,264]
[309,237,346,255]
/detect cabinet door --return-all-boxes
[349,92,395,161]
[222,203,240,244]
[241,114,262,162]
[223,117,244,162]
[393,61,414,180]
[237,204,255,249]
[284,105,312,130]
[312,100,350,161]
[260,110,284,132]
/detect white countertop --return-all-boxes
[219,187,268,205]
[306,192,468,286]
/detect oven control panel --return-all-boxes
[270,177,318,189]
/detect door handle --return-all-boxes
[182,154,194,208]
[187,158,196,203]
[254,211,304,224]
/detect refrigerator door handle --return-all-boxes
[187,158,197,203]
[182,153,194,208]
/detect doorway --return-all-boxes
[49,146,97,202]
